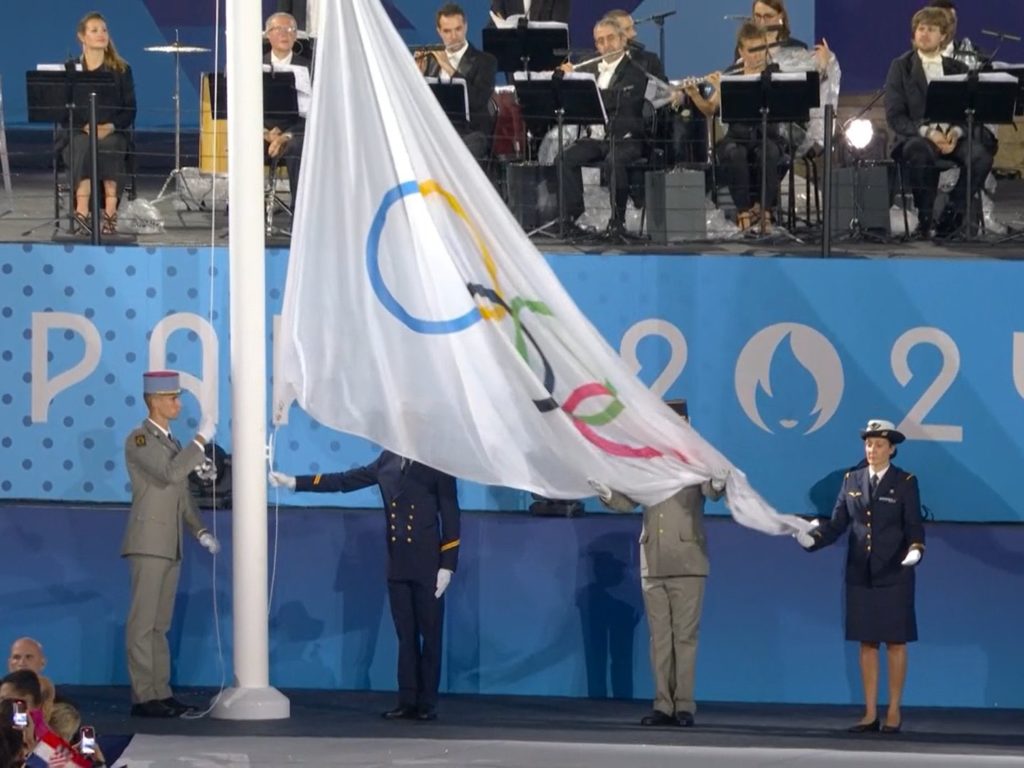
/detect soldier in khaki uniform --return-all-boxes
[590,400,725,727]
[122,371,219,718]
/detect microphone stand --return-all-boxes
[633,10,677,68]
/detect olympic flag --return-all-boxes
[276,0,807,536]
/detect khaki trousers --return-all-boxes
[126,554,180,703]
[641,574,705,715]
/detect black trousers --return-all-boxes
[900,131,995,222]
[556,137,644,224]
[267,134,304,202]
[716,135,782,212]
[387,579,443,710]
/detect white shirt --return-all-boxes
[917,50,944,82]
[916,50,960,140]
[440,41,469,82]
[597,53,625,90]
[523,0,533,17]
[270,51,294,68]
[869,464,890,487]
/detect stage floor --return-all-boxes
[68,686,1024,766]
[2,171,1023,259]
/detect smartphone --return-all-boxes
[79,725,96,755]
[11,699,28,729]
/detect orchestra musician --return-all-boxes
[263,12,311,202]
[555,15,648,235]
[884,6,996,238]
[605,9,665,80]
[686,22,784,231]
[488,0,571,24]
[417,3,498,162]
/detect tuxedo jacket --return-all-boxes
[490,0,571,23]
[884,49,969,142]
[262,52,312,134]
[577,56,649,141]
[424,45,498,135]
[810,464,925,587]
[295,451,461,584]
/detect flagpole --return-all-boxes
[210,0,289,720]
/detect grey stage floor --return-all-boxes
[68,686,1024,767]
[1,170,1023,259]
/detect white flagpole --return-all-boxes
[211,0,289,720]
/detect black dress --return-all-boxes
[61,60,137,191]
[809,464,926,643]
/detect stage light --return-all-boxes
[845,119,874,151]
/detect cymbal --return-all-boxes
[144,41,211,54]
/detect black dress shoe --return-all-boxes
[881,722,902,733]
[161,697,196,716]
[416,707,438,721]
[640,710,676,726]
[674,711,695,727]
[131,699,178,718]
[847,718,880,733]
[381,705,418,720]
[935,206,964,238]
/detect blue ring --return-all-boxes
[366,181,482,335]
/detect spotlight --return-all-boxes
[845,119,874,151]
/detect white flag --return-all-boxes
[277,0,808,536]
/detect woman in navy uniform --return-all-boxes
[270,452,460,720]
[799,419,925,734]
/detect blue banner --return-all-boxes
[0,244,1022,522]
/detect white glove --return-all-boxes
[587,479,612,501]
[194,458,217,482]
[268,471,296,490]
[794,519,819,549]
[901,548,922,567]
[197,414,216,443]
[710,466,730,489]
[198,532,220,554]
[435,568,453,598]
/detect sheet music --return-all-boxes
[263,63,312,117]
[489,13,569,31]
[36,63,83,72]
[512,70,596,82]
[933,72,1018,83]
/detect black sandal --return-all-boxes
[73,212,92,235]
[102,212,117,235]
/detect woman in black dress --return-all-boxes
[64,12,136,234]
[800,419,925,733]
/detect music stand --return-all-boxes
[720,70,819,235]
[483,23,570,79]
[514,72,607,239]
[426,79,470,127]
[209,70,301,239]
[25,67,121,243]
[925,71,1018,240]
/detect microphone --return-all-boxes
[723,14,749,20]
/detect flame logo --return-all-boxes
[734,323,844,435]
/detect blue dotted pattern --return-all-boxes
[0,245,389,508]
